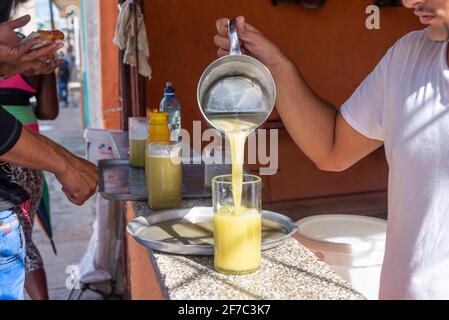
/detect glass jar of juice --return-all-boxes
[128,117,148,168]
[147,142,182,210]
[212,174,262,275]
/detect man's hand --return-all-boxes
[0,127,98,207]
[0,15,31,46]
[214,16,288,69]
[18,58,63,76]
[0,15,63,77]
[0,41,63,64]
[0,58,64,78]
[55,155,99,206]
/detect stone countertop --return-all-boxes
[132,201,365,300]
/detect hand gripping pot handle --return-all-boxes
[197,18,277,131]
[228,19,242,56]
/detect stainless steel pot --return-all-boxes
[197,19,276,131]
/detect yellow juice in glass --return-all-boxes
[213,206,261,274]
[147,155,182,209]
[129,139,146,168]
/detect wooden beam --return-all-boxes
[119,0,147,130]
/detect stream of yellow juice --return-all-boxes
[129,139,146,168]
[213,206,262,274]
[210,117,257,211]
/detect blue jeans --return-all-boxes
[59,81,69,104]
[0,210,25,300]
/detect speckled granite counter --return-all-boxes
[130,201,365,300]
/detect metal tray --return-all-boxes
[98,159,211,202]
[126,207,298,255]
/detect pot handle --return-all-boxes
[228,18,242,56]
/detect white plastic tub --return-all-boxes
[84,128,117,163]
[296,215,387,300]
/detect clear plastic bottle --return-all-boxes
[159,82,181,142]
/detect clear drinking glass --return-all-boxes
[128,117,148,168]
[147,142,182,210]
[212,174,262,275]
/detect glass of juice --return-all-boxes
[212,174,262,275]
[129,117,148,168]
[147,142,182,210]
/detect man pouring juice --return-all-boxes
[199,19,276,275]
[214,0,449,299]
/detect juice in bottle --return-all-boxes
[145,110,182,209]
[148,145,182,209]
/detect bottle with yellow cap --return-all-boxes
[145,109,182,210]
[146,109,170,182]
[148,109,171,144]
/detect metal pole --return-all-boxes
[49,0,55,29]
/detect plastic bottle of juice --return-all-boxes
[145,110,182,210]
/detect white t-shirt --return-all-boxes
[341,29,449,300]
